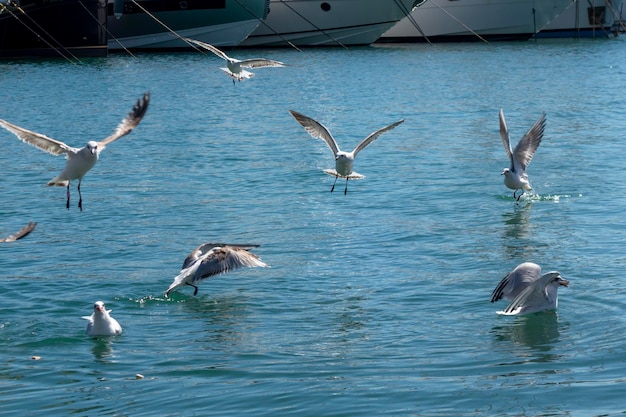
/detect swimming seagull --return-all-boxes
[82,301,123,337]
[0,222,37,242]
[499,109,546,201]
[0,92,150,211]
[490,262,569,316]
[184,37,285,84]
[289,110,404,195]
[164,243,268,297]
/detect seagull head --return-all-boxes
[547,272,569,288]
[501,168,511,176]
[86,141,98,155]
[94,301,106,313]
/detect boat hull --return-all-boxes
[379,0,575,42]
[107,0,269,49]
[0,0,106,58]
[535,0,623,38]
[241,0,423,47]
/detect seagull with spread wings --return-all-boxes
[499,109,546,201]
[0,93,150,211]
[289,110,404,194]
[185,38,285,84]
[490,262,569,316]
[164,243,268,297]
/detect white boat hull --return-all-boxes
[242,0,423,47]
[380,0,575,42]
[535,0,623,38]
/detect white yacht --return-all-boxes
[107,0,269,50]
[535,0,623,38]
[241,0,425,47]
[379,0,575,42]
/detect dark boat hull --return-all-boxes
[0,0,106,58]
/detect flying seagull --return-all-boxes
[184,37,285,84]
[490,262,569,316]
[289,110,404,194]
[499,109,546,201]
[0,222,37,242]
[0,92,150,211]
[82,301,123,337]
[164,243,268,297]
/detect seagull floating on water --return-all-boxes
[184,38,285,84]
[289,110,404,194]
[82,301,123,337]
[164,243,268,297]
[0,93,150,211]
[490,262,569,316]
[499,109,546,201]
[0,222,37,242]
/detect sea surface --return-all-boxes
[1,37,626,416]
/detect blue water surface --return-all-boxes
[1,37,626,416]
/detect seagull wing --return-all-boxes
[499,109,513,165]
[180,242,259,269]
[289,110,340,156]
[512,112,546,172]
[0,222,37,243]
[191,245,268,284]
[97,92,150,151]
[184,38,231,60]
[352,119,404,157]
[491,262,541,302]
[0,119,76,155]
[238,58,285,69]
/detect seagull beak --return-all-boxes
[558,278,569,287]
[91,146,97,155]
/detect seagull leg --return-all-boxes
[344,178,348,195]
[330,175,338,193]
[186,282,199,296]
[77,180,83,211]
[66,184,71,210]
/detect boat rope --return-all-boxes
[231,0,301,51]
[77,0,136,57]
[276,0,348,49]
[429,0,489,44]
[604,0,626,33]
[390,0,433,45]
[0,0,81,63]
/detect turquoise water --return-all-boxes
[1,38,626,416]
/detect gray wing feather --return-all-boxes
[97,92,150,150]
[289,110,340,156]
[0,222,37,242]
[499,109,513,164]
[0,119,76,155]
[352,119,404,157]
[184,38,230,60]
[191,246,267,284]
[513,112,546,172]
[238,58,285,68]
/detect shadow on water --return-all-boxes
[490,311,568,363]
[89,337,117,362]
[500,202,534,260]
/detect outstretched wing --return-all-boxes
[191,245,268,284]
[512,112,546,172]
[0,119,75,155]
[184,38,230,61]
[239,58,285,69]
[352,119,404,157]
[181,242,260,269]
[97,92,150,150]
[289,110,340,156]
[0,222,37,243]
[499,109,513,164]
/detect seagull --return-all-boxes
[164,243,268,297]
[289,110,404,194]
[0,92,150,211]
[0,222,37,242]
[82,301,123,337]
[184,37,285,84]
[499,109,546,201]
[490,262,569,316]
